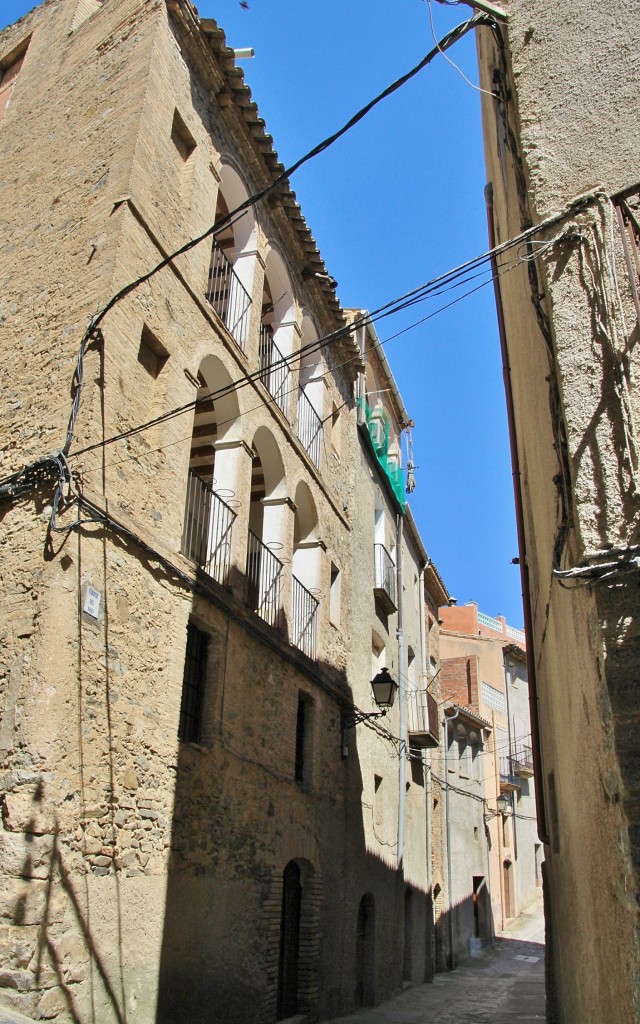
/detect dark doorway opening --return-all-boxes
[472,875,489,939]
[355,893,376,1008]
[277,861,302,1020]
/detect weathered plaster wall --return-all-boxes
[477,3,640,1020]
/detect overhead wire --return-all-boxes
[58,11,494,465]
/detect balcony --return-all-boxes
[291,575,319,660]
[407,690,439,749]
[246,529,284,629]
[374,543,396,613]
[206,238,252,353]
[499,755,522,792]
[259,323,291,417]
[181,470,236,585]
[513,745,534,778]
[296,387,323,468]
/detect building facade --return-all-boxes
[0,2,442,1021]
[438,602,540,964]
[476,3,640,1020]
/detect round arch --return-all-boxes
[292,480,320,594]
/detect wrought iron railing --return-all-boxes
[259,323,290,416]
[291,575,319,660]
[406,690,439,744]
[374,543,396,606]
[246,529,284,628]
[513,744,534,776]
[499,755,521,789]
[296,387,323,468]
[181,470,236,585]
[206,238,252,352]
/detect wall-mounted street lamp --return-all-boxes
[343,668,398,728]
[486,793,511,818]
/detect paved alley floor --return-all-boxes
[328,893,545,1024]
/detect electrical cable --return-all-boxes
[58,12,494,466]
[425,0,497,99]
[60,248,533,466]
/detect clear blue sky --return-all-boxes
[2,0,524,627]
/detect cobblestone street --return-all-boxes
[328,894,545,1024]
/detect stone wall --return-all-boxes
[0,0,438,1020]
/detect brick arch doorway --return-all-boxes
[277,860,302,1020]
[355,893,376,1008]
[275,858,320,1022]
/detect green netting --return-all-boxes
[359,398,406,510]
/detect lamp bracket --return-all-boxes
[342,708,388,729]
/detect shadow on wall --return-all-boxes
[1,784,127,1024]
[434,887,497,973]
[153,624,436,1024]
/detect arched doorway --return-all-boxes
[207,163,256,351]
[181,356,240,584]
[274,859,320,1022]
[403,886,413,981]
[297,313,324,467]
[260,249,295,419]
[291,481,320,658]
[247,427,286,626]
[355,893,376,1008]
[277,861,302,1020]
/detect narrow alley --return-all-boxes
[328,895,545,1024]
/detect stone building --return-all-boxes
[0,1,443,1021]
[439,601,540,964]
[475,2,640,1020]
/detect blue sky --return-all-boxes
[2,0,524,627]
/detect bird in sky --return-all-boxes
[239,1,249,8]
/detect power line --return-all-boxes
[65,249,526,466]
[59,12,493,464]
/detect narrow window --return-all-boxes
[373,774,384,832]
[0,44,28,122]
[330,401,341,457]
[371,633,385,678]
[329,561,341,627]
[178,621,209,742]
[138,324,169,379]
[295,692,313,785]
[171,108,196,161]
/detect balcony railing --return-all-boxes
[206,239,252,353]
[181,469,237,585]
[291,575,319,660]
[374,543,396,612]
[259,323,290,417]
[513,744,534,778]
[499,755,522,791]
[246,529,284,629]
[296,387,323,468]
[407,690,439,748]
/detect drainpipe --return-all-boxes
[503,654,518,865]
[419,567,432,894]
[397,514,406,874]
[443,706,459,970]
[484,183,549,844]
